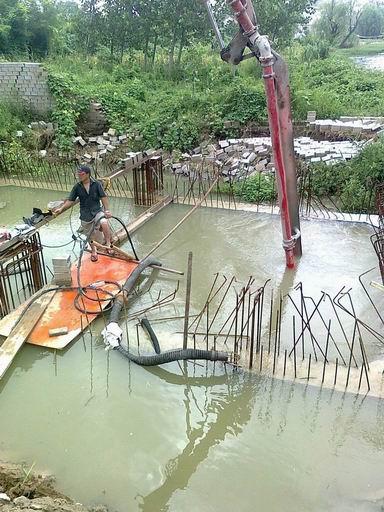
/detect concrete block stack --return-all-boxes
[170,136,367,181]
[307,111,317,123]
[52,255,72,286]
[0,62,54,114]
[294,137,364,163]
[308,114,384,136]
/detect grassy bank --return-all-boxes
[1,47,384,152]
[43,49,384,152]
[336,40,384,58]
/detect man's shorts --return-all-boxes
[78,211,105,244]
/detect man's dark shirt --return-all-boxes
[68,178,106,222]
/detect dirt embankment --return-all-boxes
[0,461,107,512]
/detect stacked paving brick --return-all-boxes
[170,136,366,180]
[307,112,384,135]
[52,255,72,286]
[0,62,53,114]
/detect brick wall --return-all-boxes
[0,62,53,114]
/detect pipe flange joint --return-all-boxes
[282,238,295,250]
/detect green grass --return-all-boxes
[335,40,384,57]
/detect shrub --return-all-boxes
[0,101,33,142]
[47,72,89,152]
[308,140,384,212]
[233,174,277,203]
[302,37,331,61]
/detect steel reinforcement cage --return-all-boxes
[0,232,47,318]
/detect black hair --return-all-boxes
[78,165,91,174]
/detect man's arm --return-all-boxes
[54,184,79,216]
[101,196,112,219]
[54,199,76,216]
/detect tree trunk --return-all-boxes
[176,30,185,67]
[339,16,361,47]
[144,35,149,70]
[151,34,158,67]
[168,29,177,71]
[120,37,125,63]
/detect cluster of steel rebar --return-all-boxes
[164,160,379,220]
[371,184,384,283]
[0,145,78,192]
[0,143,165,205]
[0,232,46,317]
[297,163,377,220]
[181,274,383,393]
[0,139,380,221]
[166,164,238,210]
[132,156,164,206]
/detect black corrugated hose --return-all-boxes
[107,257,229,366]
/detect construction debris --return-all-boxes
[73,131,132,163]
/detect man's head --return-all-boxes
[77,165,91,183]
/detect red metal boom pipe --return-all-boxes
[262,63,295,268]
[227,0,296,268]
[228,0,256,34]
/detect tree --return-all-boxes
[134,0,165,68]
[0,1,29,54]
[313,0,362,48]
[162,0,211,69]
[50,1,80,55]
[214,0,316,48]
[101,0,137,61]
[78,0,102,54]
[0,0,67,57]
[357,4,384,37]
[27,0,58,57]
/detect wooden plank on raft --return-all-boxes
[91,241,135,261]
[0,284,52,338]
[27,253,138,350]
[0,290,56,380]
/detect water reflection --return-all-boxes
[137,362,383,512]
[0,344,50,394]
[0,187,383,511]
[139,366,254,511]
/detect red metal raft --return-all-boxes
[0,252,138,350]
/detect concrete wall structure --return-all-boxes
[0,62,53,114]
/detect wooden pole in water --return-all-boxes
[183,252,193,350]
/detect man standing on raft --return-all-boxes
[54,165,112,262]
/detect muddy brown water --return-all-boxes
[0,185,384,512]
